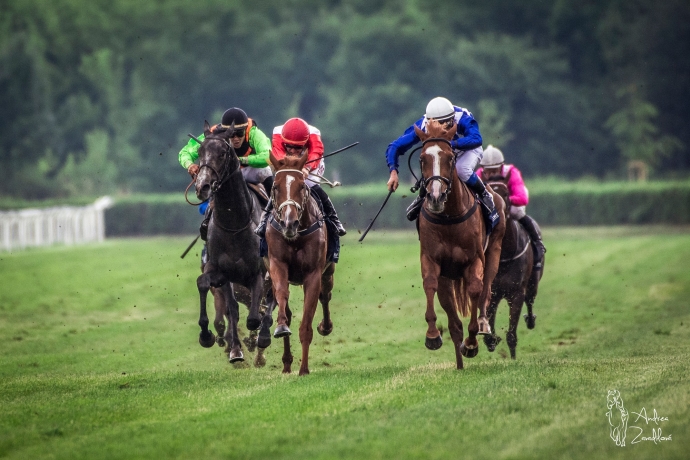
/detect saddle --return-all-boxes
[247,182,269,208]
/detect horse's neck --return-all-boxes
[214,171,253,224]
[299,192,321,229]
[446,174,473,215]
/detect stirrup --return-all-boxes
[199,219,209,241]
[406,196,423,221]
[254,221,267,238]
[332,220,347,236]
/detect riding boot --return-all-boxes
[519,215,546,269]
[199,207,212,241]
[262,176,274,196]
[467,178,500,230]
[406,187,426,221]
[312,184,346,236]
[254,199,273,238]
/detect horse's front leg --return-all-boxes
[437,277,464,369]
[222,283,244,363]
[282,303,293,374]
[298,271,322,376]
[317,263,335,336]
[246,272,264,331]
[506,290,526,360]
[461,257,484,358]
[269,259,292,339]
[196,272,215,348]
[483,289,503,352]
[421,255,443,351]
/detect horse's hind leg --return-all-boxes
[246,273,264,331]
[421,256,442,350]
[282,303,293,374]
[196,273,216,348]
[211,287,227,348]
[317,263,335,336]
[484,290,503,352]
[437,278,464,369]
[506,291,526,360]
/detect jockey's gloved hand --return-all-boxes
[238,156,249,165]
[188,164,200,177]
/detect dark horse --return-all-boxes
[194,121,266,363]
[415,120,506,369]
[482,182,543,359]
[262,150,336,375]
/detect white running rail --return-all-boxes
[0,196,113,252]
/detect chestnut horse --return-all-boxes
[414,120,506,369]
[194,122,266,363]
[263,151,336,375]
[482,181,543,359]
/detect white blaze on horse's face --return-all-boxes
[425,145,443,198]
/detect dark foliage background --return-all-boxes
[1,0,688,198]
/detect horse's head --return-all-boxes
[269,150,309,240]
[195,121,240,202]
[414,119,458,213]
[487,181,511,210]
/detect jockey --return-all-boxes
[386,97,499,229]
[477,145,546,268]
[178,107,273,240]
[255,117,346,238]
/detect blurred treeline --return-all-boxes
[1,0,688,199]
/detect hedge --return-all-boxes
[3,180,689,236]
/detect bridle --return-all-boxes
[409,137,455,203]
[184,135,239,206]
[271,169,310,228]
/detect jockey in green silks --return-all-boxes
[179,107,273,241]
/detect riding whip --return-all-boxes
[358,189,394,242]
[180,234,200,259]
[305,142,359,165]
[188,133,203,145]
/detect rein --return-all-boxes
[408,137,454,192]
[270,169,323,236]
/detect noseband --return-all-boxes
[272,169,310,226]
[418,138,455,201]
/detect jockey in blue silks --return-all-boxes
[385,97,500,229]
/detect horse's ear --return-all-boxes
[269,149,284,170]
[414,124,427,141]
[203,120,212,136]
[296,151,310,171]
[446,122,458,139]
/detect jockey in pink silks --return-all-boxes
[477,145,546,269]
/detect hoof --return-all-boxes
[257,330,272,349]
[228,349,244,363]
[317,320,333,336]
[216,336,226,347]
[460,341,479,358]
[425,335,443,350]
[199,331,215,348]
[274,324,291,338]
[524,314,537,329]
[477,318,492,336]
[484,334,501,352]
[246,316,261,331]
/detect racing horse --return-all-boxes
[262,150,336,375]
[414,120,505,369]
[194,121,267,363]
[482,181,543,359]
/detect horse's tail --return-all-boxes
[454,278,471,317]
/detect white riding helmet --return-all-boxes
[480,145,505,167]
[425,97,455,121]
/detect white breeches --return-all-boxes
[454,146,483,182]
[510,205,526,220]
[242,165,273,183]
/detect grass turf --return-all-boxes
[0,227,688,459]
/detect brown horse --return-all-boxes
[263,151,336,375]
[482,181,543,359]
[414,120,506,369]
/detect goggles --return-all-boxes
[229,129,246,139]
